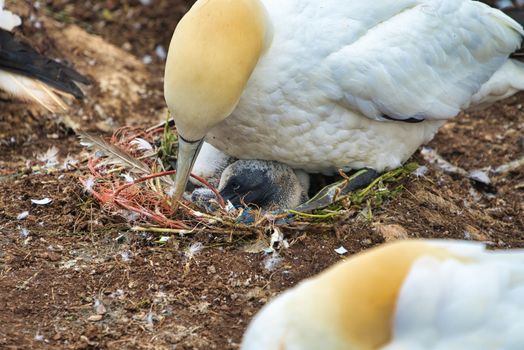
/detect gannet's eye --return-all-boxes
[230,181,241,191]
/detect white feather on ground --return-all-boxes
[0,0,21,31]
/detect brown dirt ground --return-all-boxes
[1,1,523,349]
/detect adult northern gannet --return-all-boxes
[164,0,524,201]
[241,240,524,349]
[0,0,89,111]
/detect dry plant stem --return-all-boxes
[494,155,524,174]
[80,127,232,230]
[132,226,195,234]
[86,170,225,229]
[117,199,186,229]
[112,170,225,209]
[112,126,150,144]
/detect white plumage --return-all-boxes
[384,243,524,350]
[164,0,524,200]
[191,142,235,187]
[241,240,524,350]
[201,0,524,173]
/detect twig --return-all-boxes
[16,271,39,290]
[493,155,524,174]
[131,226,194,235]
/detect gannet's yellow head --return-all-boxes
[241,240,466,349]
[164,0,269,201]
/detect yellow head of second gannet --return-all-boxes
[164,0,269,201]
[241,240,524,349]
[241,240,461,349]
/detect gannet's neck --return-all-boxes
[164,0,269,141]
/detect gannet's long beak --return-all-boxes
[172,137,204,201]
[164,0,269,204]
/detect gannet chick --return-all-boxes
[218,159,309,210]
[0,1,89,111]
[192,159,309,210]
[241,239,524,350]
[164,0,524,203]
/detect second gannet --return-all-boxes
[164,0,524,201]
[241,239,524,349]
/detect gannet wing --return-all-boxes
[318,0,523,122]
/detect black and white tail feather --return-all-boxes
[0,1,89,112]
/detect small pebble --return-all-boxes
[87,315,103,322]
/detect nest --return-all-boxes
[78,125,417,236]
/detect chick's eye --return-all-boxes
[230,181,240,191]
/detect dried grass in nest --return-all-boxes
[78,126,277,235]
[78,126,417,236]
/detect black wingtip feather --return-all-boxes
[0,28,90,99]
[499,8,524,60]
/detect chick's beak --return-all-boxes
[219,188,242,207]
[172,137,204,202]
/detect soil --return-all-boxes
[1,1,523,349]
